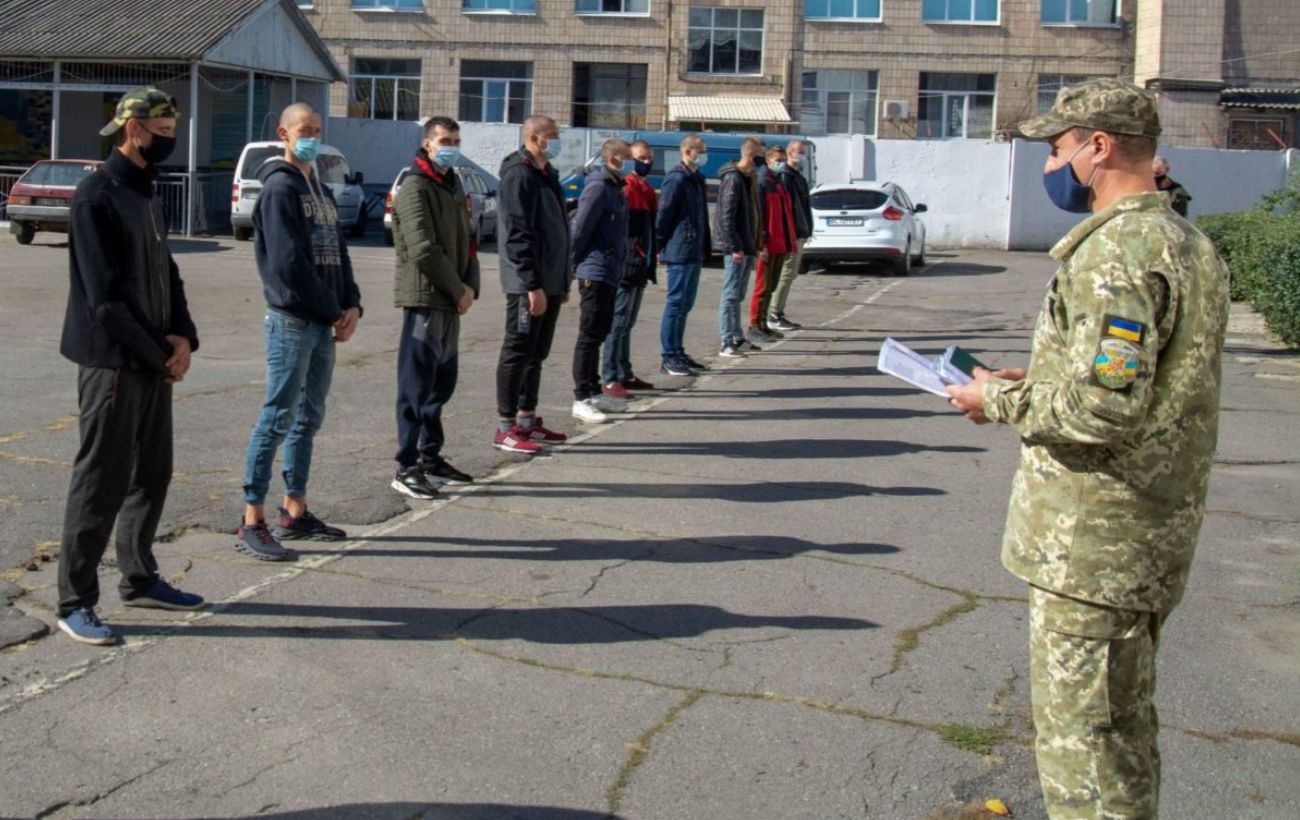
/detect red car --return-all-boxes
[6,160,103,245]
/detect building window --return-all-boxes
[801,70,878,135]
[688,7,764,76]
[1037,74,1092,113]
[349,59,421,121]
[922,0,998,23]
[1227,117,1287,150]
[459,61,533,123]
[805,0,880,19]
[576,0,649,14]
[918,72,996,138]
[463,0,537,11]
[351,0,423,9]
[1041,0,1115,25]
[573,63,648,128]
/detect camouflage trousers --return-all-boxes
[1029,585,1168,819]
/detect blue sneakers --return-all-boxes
[122,579,206,611]
[57,607,116,646]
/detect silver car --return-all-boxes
[231,141,367,241]
[383,163,498,247]
[802,181,928,276]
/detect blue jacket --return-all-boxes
[252,159,361,325]
[656,163,711,265]
[569,165,628,285]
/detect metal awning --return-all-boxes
[668,94,793,124]
[1221,88,1300,110]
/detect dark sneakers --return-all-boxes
[426,459,473,485]
[393,466,440,499]
[235,520,296,561]
[274,508,346,541]
[122,579,205,611]
[661,357,693,376]
[769,313,801,331]
[682,354,709,371]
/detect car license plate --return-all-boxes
[35,197,66,206]
[827,217,862,226]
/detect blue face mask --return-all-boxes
[621,159,638,176]
[1043,142,1096,213]
[692,152,708,169]
[772,161,787,174]
[634,158,653,177]
[292,137,320,163]
[753,155,767,168]
[542,137,563,161]
[433,146,461,168]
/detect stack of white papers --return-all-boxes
[876,338,973,397]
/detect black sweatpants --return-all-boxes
[395,308,460,469]
[571,279,617,400]
[496,292,563,418]
[58,367,171,616]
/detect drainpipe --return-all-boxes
[662,0,672,130]
[51,61,61,159]
[187,61,198,237]
[246,69,255,144]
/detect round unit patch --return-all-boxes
[1094,337,1141,389]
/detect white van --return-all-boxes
[230,141,367,241]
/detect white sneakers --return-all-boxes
[572,398,608,423]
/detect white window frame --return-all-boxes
[1036,74,1093,113]
[804,0,882,22]
[918,74,997,139]
[922,0,1000,25]
[462,0,538,14]
[801,69,879,136]
[687,7,765,76]
[349,60,421,121]
[1040,0,1118,27]
[574,0,651,16]
[351,0,424,11]
[459,62,534,124]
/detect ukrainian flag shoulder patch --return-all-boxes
[1103,314,1146,344]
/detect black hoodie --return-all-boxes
[61,149,199,374]
[252,158,362,324]
[497,148,571,296]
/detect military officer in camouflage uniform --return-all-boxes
[947,79,1230,818]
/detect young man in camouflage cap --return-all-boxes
[56,87,204,645]
[947,78,1230,818]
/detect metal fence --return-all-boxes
[0,164,28,223]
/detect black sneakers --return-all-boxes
[274,507,346,541]
[392,466,439,500]
[426,459,473,485]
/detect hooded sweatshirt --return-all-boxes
[252,158,362,325]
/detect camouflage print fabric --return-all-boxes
[1020,79,1161,140]
[982,191,1230,612]
[1029,585,1164,819]
[98,86,180,136]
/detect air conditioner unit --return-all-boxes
[882,100,909,121]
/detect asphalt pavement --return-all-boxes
[0,231,1296,819]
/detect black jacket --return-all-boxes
[570,165,628,286]
[61,150,198,374]
[252,158,362,325]
[779,165,813,240]
[715,161,762,255]
[498,149,571,296]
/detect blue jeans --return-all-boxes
[658,262,702,359]
[242,311,335,505]
[718,254,754,346]
[602,282,646,382]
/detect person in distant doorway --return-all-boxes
[238,102,363,562]
[1152,155,1192,217]
[656,134,711,377]
[492,115,572,454]
[769,139,814,328]
[390,115,480,500]
[747,145,798,345]
[601,138,659,397]
[569,138,631,424]
[56,87,204,646]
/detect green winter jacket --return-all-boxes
[393,162,480,311]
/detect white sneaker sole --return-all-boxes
[57,619,116,646]
[391,478,438,499]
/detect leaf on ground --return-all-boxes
[984,797,1011,816]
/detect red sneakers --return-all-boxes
[522,416,567,445]
[622,375,655,390]
[601,381,631,400]
[493,427,542,454]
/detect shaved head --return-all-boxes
[523,115,557,139]
[280,102,317,128]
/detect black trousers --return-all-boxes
[395,308,460,469]
[496,292,563,418]
[572,279,617,400]
[58,367,171,616]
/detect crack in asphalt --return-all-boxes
[34,759,172,818]
[605,690,705,816]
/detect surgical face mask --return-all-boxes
[1042,141,1097,214]
[292,136,320,163]
[691,152,708,170]
[772,161,787,174]
[541,136,563,161]
[138,127,176,166]
[621,159,638,176]
[433,145,461,168]
[787,155,802,169]
[633,158,653,177]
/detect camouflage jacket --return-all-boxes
[982,192,1229,612]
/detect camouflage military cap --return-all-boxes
[99,87,180,136]
[1019,78,1161,140]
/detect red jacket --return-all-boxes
[759,172,797,255]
